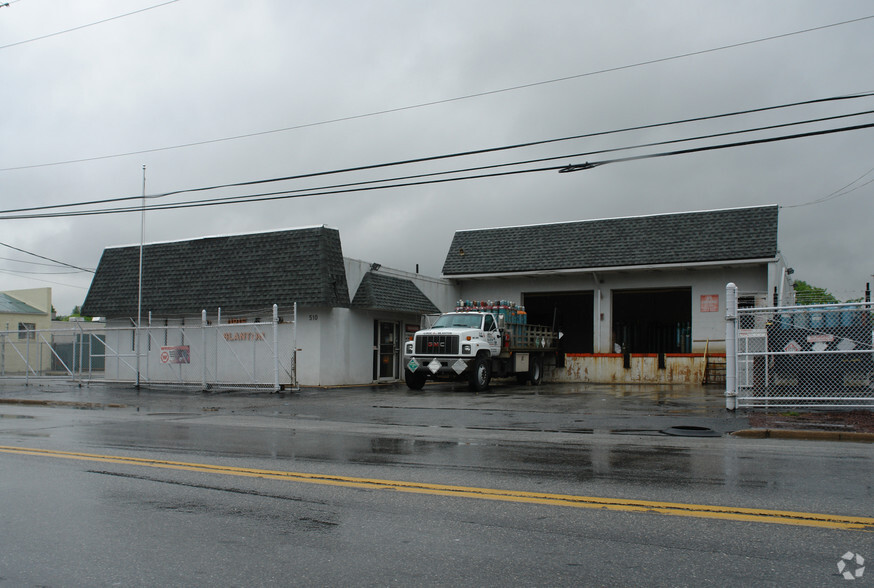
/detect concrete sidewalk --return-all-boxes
[0,379,871,442]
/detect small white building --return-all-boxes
[0,288,54,375]
[81,226,451,387]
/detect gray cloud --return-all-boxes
[1,0,872,313]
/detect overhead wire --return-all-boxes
[3,91,874,216]
[0,0,180,50]
[0,268,90,289]
[784,165,874,208]
[0,241,94,272]
[2,119,872,220]
[2,14,873,172]
[62,107,874,213]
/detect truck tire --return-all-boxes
[469,354,491,392]
[405,370,426,390]
[528,354,543,386]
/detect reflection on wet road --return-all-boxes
[4,444,872,530]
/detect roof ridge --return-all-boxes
[105,224,334,250]
[454,204,778,233]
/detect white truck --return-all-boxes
[403,307,558,391]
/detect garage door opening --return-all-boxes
[523,291,593,354]
[612,288,691,353]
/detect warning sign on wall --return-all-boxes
[160,346,190,364]
[700,295,719,312]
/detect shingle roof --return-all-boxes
[442,206,779,275]
[82,226,350,317]
[0,293,43,315]
[351,272,440,314]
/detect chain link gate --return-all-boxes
[1,304,298,391]
[725,283,873,409]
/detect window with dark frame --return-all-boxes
[18,322,36,340]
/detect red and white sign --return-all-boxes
[700,294,719,312]
[807,334,834,343]
[783,340,802,353]
[160,346,190,364]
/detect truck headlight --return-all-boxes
[462,344,471,354]
[405,342,414,355]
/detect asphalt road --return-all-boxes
[0,382,871,586]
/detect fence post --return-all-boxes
[292,302,298,391]
[273,304,280,392]
[725,282,738,410]
[25,326,31,386]
[202,310,208,391]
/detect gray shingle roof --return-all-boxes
[82,226,350,317]
[442,206,779,275]
[351,272,440,314]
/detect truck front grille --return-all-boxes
[415,334,459,355]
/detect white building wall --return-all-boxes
[458,264,771,354]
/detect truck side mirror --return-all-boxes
[497,314,505,329]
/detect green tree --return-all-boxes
[792,280,839,305]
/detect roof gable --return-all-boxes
[82,226,350,317]
[0,293,43,315]
[442,206,779,275]
[351,272,439,314]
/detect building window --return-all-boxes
[18,322,36,340]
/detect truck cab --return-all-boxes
[403,312,501,391]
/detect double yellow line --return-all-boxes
[2,444,871,531]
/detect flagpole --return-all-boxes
[136,165,146,388]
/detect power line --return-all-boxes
[3,92,873,215]
[0,268,90,289]
[784,165,874,208]
[0,255,80,268]
[2,120,872,221]
[0,0,180,50]
[98,108,874,211]
[0,242,94,272]
[2,14,872,172]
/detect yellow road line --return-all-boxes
[2,444,871,531]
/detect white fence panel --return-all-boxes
[0,304,298,391]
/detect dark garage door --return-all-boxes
[612,288,691,353]
[523,291,594,354]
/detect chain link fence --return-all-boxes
[726,284,873,409]
[1,304,298,391]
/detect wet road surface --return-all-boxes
[1,381,872,585]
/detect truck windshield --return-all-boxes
[432,314,483,329]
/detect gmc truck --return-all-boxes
[403,305,558,391]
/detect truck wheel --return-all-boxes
[405,370,426,390]
[528,354,543,386]
[469,354,491,392]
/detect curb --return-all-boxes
[0,398,126,409]
[732,429,874,443]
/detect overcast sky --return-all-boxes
[1,0,872,315]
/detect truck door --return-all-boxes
[483,314,501,355]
